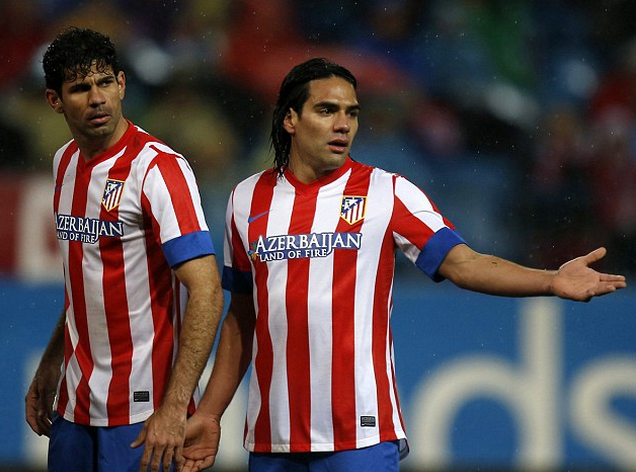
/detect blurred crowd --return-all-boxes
[1,0,635,277]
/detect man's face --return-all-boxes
[284,76,360,183]
[46,63,126,153]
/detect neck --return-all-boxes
[78,119,129,161]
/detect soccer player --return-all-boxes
[181,58,627,472]
[24,27,224,472]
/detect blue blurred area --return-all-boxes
[3,281,635,470]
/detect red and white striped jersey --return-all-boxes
[222,157,465,453]
[53,122,215,426]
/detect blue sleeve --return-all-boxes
[162,230,215,268]
[222,265,253,293]
[415,227,466,282]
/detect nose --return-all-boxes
[88,85,106,106]
[334,112,351,133]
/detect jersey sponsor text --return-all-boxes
[249,231,362,262]
[56,213,124,243]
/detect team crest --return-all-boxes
[340,195,367,225]
[102,179,125,212]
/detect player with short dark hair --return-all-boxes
[181,57,626,472]
[25,26,224,472]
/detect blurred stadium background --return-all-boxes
[1,1,635,471]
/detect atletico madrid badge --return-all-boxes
[340,195,367,225]
[102,179,125,212]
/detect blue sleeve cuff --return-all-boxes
[222,265,253,293]
[163,231,215,268]
[415,227,466,282]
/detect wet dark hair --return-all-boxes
[43,27,120,95]
[270,57,357,175]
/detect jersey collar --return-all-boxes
[283,156,353,193]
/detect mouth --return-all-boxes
[88,112,110,126]
[328,138,349,154]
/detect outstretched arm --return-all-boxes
[25,309,66,437]
[132,254,224,472]
[182,292,256,472]
[438,244,626,301]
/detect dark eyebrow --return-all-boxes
[313,101,361,113]
[66,74,116,93]
[68,82,91,93]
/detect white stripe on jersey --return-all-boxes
[308,183,338,448]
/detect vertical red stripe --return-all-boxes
[285,189,317,450]
[56,311,71,418]
[247,172,276,449]
[53,144,77,215]
[142,195,176,408]
[331,166,372,449]
[372,224,399,440]
[152,151,202,235]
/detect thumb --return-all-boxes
[130,423,147,448]
[583,247,607,266]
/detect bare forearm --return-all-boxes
[162,285,224,411]
[197,298,255,419]
[447,253,556,297]
[439,244,557,297]
[439,244,626,302]
[38,310,66,371]
[160,255,224,412]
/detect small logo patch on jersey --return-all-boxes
[102,179,125,212]
[340,196,367,225]
[133,391,150,403]
[248,210,271,224]
[360,415,376,427]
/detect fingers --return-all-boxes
[599,273,627,284]
[25,390,43,436]
[173,447,184,472]
[131,423,147,449]
[135,426,184,472]
[182,458,213,472]
[25,384,54,437]
[137,446,183,472]
[36,408,52,436]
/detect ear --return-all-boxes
[117,71,126,100]
[45,89,64,114]
[282,109,297,135]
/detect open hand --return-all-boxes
[552,247,627,301]
[131,405,187,472]
[182,413,221,472]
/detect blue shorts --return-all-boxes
[48,415,175,472]
[248,441,400,472]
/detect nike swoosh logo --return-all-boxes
[248,210,271,224]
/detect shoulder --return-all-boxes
[233,168,277,193]
[350,158,402,180]
[126,124,191,171]
[131,124,177,157]
[53,138,76,162]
